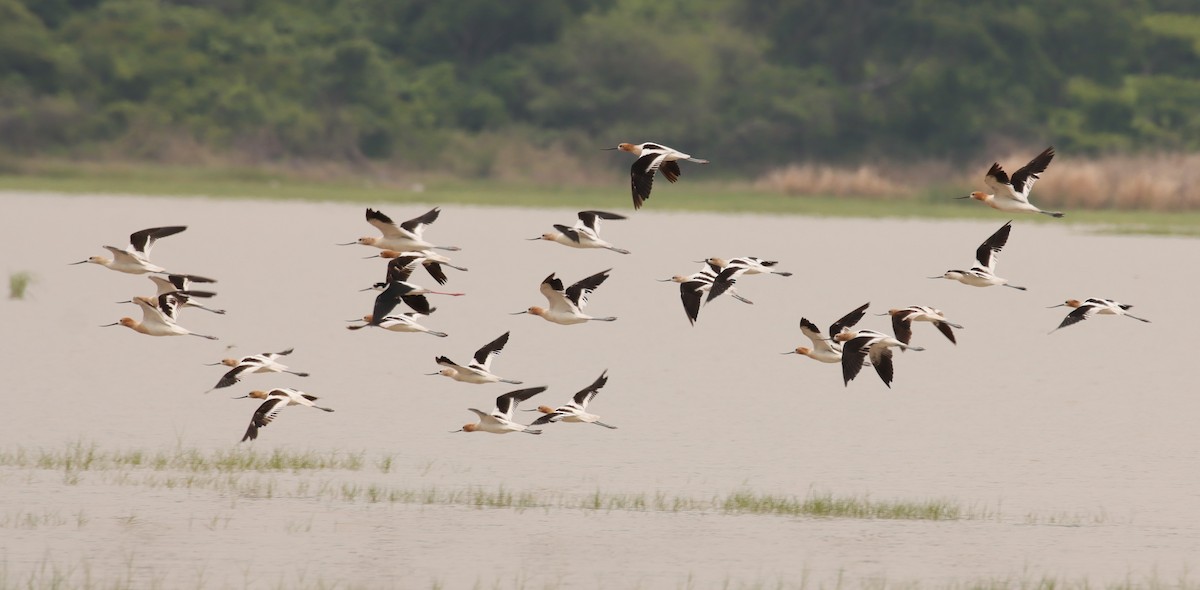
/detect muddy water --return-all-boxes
[1,192,1195,588]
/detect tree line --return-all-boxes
[2,0,1199,173]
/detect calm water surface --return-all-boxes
[1,192,1195,588]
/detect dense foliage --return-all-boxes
[2,0,1199,172]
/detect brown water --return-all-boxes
[1,192,1196,588]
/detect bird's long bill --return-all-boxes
[600,147,619,151]
[231,395,249,399]
[655,278,674,282]
[357,286,375,292]
[1046,303,1067,308]
[509,310,528,315]
[927,276,944,279]
[336,241,358,246]
[99,322,120,327]
[449,428,465,433]
[953,195,971,199]
[69,260,89,265]
[202,361,224,366]
[115,300,132,304]
[424,372,441,376]
[873,312,889,316]
[780,351,797,355]
[526,236,543,241]
[360,254,382,259]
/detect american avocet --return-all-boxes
[604,142,709,209]
[783,302,870,363]
[117,289,214,321]
[236,388,334,442]
[362,252,467,291]
[527,371,617,429]
[71,226,188,274]
[703,257,793,277]
[529,211,630,255]
[339,208,461,252]
[931,221,1027,290]
[1048,298,1150,332]
[658,261,752,325]
[836,329,924,388]
[452,387,547,435]
[429,331,523,384]
[147,274,225,314]
[346,313,448,337]
[960,147,1064,218]
[102,295,217,340]
[205,348,309,391]
[879,306,963,345]
[512,269,617,325]
[364,250,467,286]
[369,280,464,320]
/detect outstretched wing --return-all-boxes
[212,364,253,390]
[494,386,548,420]
[571,371,609,408]
[1008,147,1055,199]
[974,221,1013,272]
[829,302,870,338]
[577,211,625,234]
[399,207,441,236]
[890,309,917,345]
[241,397,285,442]
[553,224,582,243]
[129,226,187,256]
[385,255,422,283]
[472,332,511,371]
[565,269,611,309]
[630,153,668,209]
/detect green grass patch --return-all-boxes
[7,272,33,300]
[2,163,1199,236]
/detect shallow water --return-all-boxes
[0,191,1195,588]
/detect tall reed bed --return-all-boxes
[755,152,1200,211]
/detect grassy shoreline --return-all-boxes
[3,163,1199,236]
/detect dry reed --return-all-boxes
[756,151,1200,211]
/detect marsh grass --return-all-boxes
[7,272,33,300]
[3,442,1107,525]
[2,441,366,474]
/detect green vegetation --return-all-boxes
[1,442,1109,524]
[2,0,1200,173]
[7,271,33,300]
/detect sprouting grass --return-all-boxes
[2,162,1199,236]
[722,490,963,520]
[3,442,1112,525]
[7,272,33,300]
[0,441,366,474]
